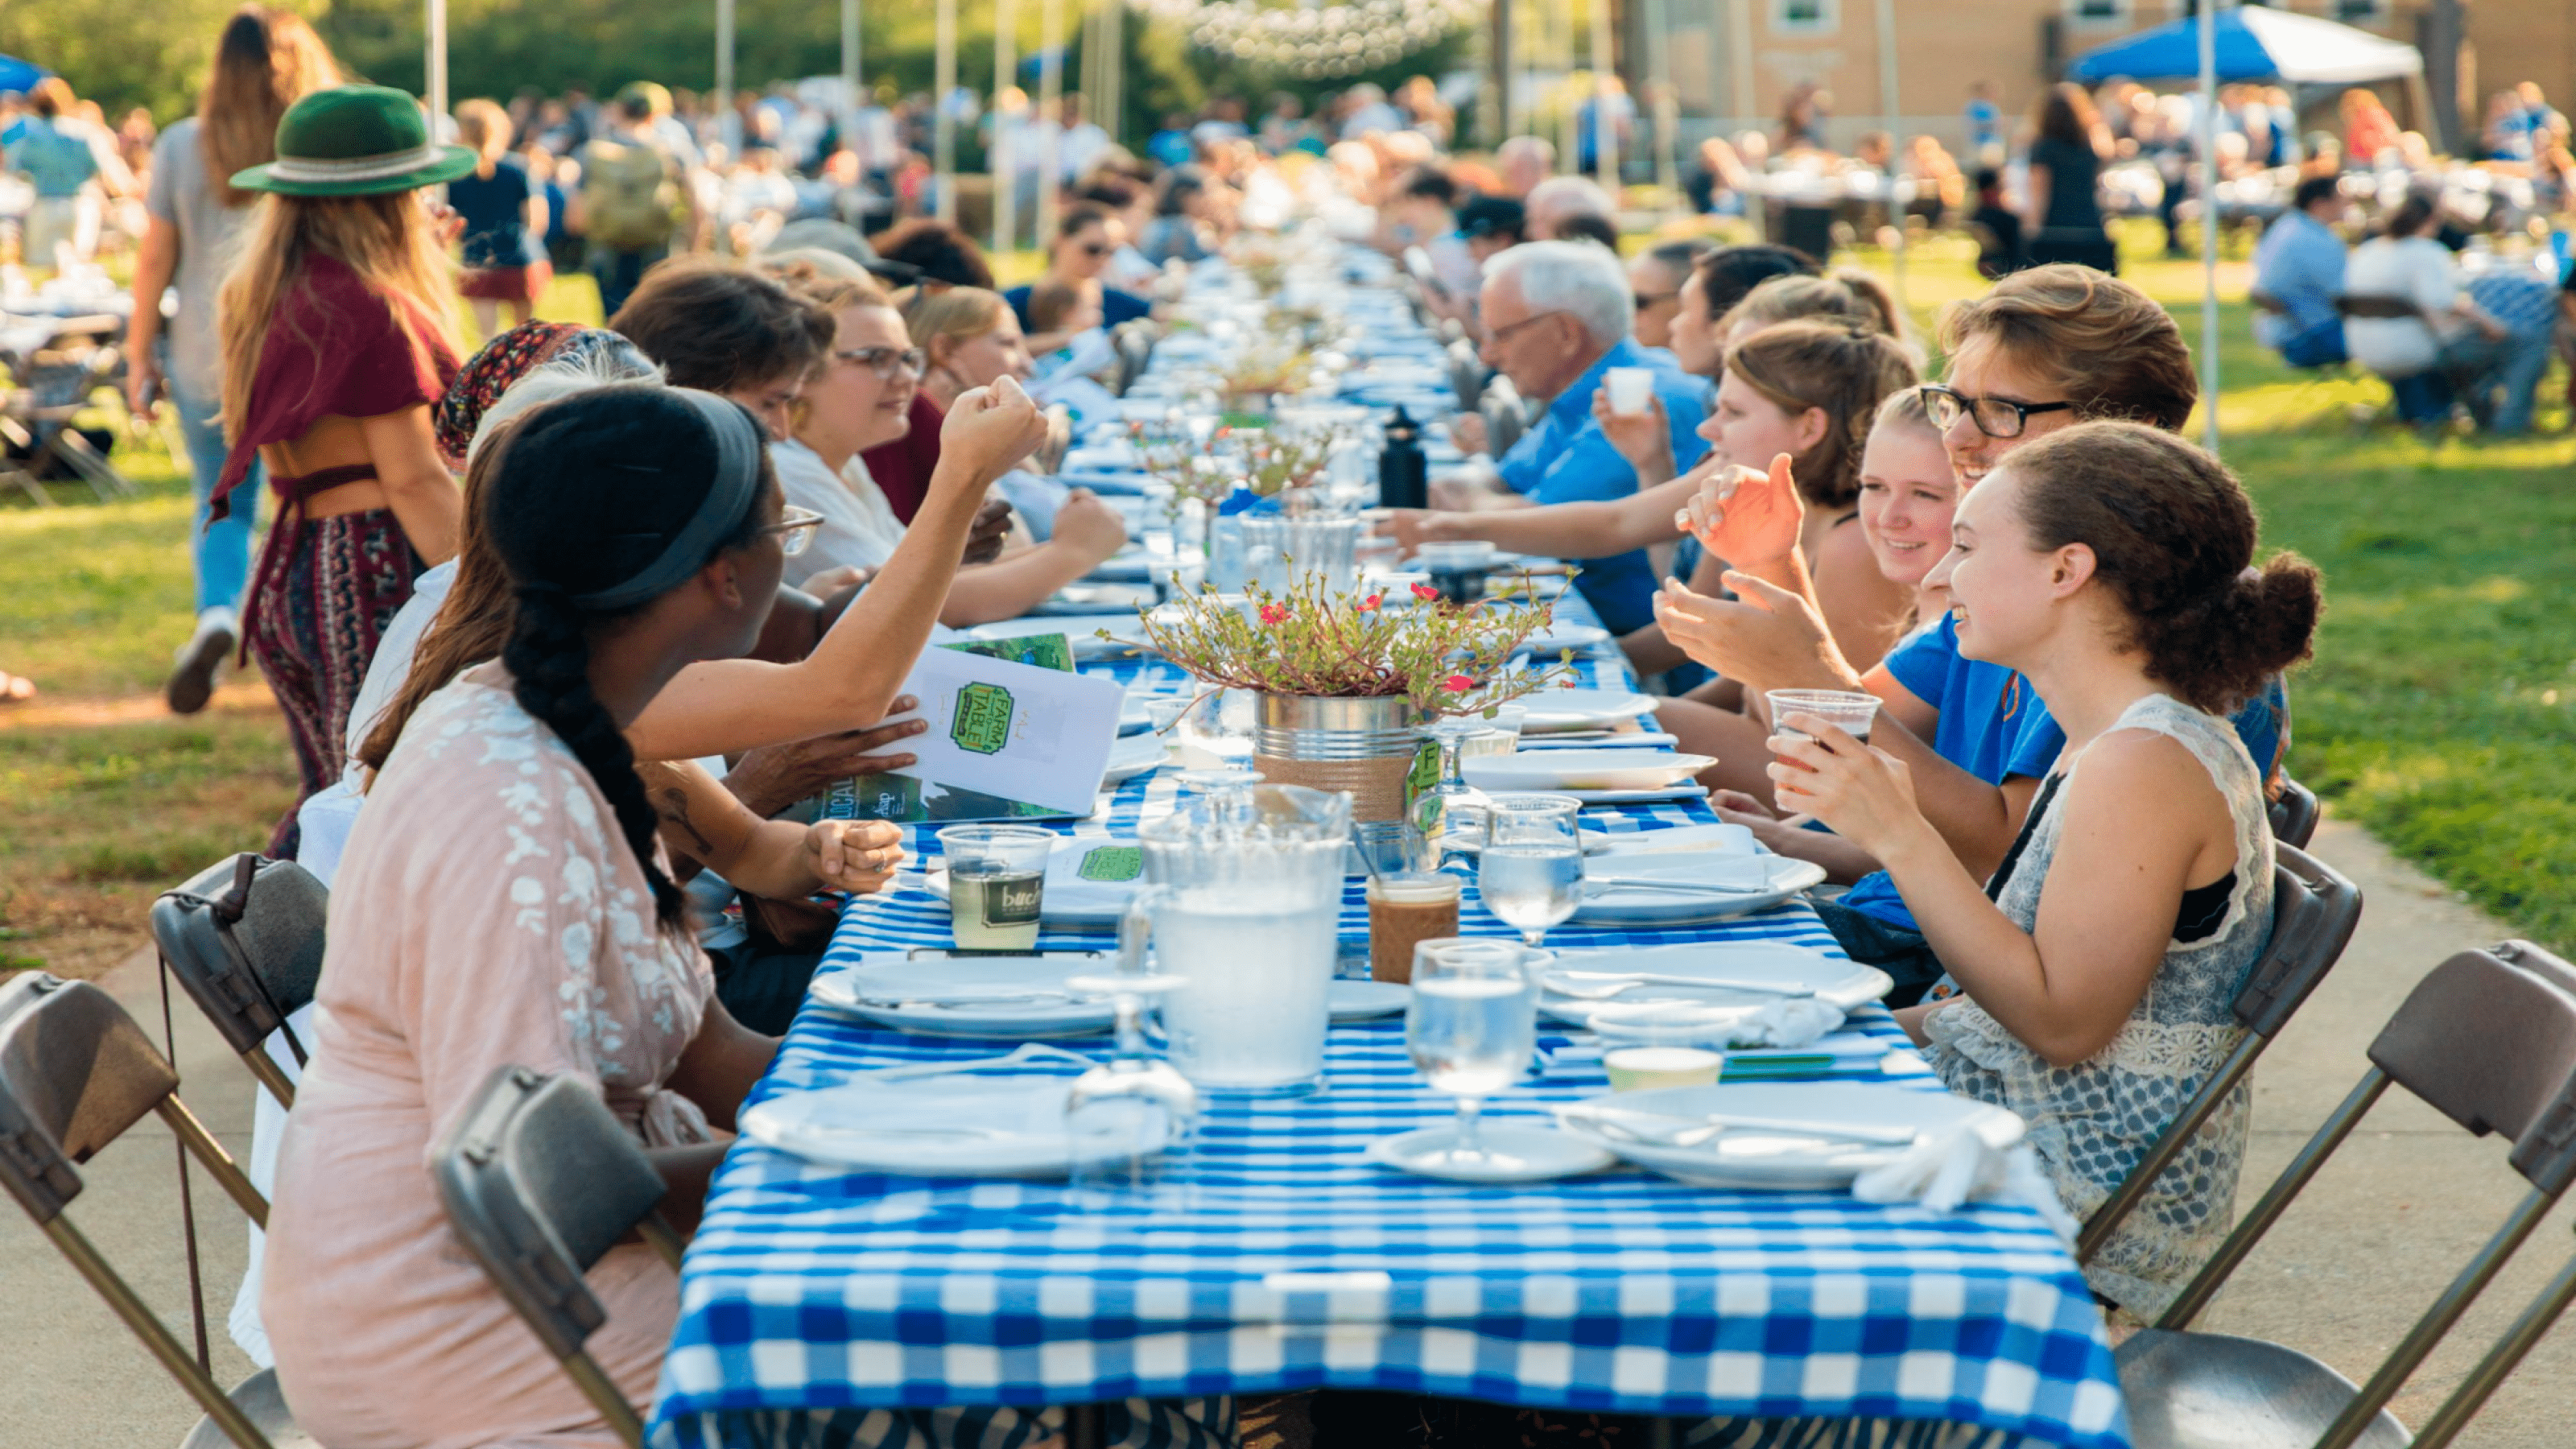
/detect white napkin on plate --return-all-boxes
[1850,1116,2079,1240]
[1589,996,1846,1048]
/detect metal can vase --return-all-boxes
[1252,693,1435,824]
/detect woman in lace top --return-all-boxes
[1765,422,2322,1319]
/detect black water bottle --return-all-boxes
[1378,405,1428,510]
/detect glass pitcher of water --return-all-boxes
[1129,783,1353,1096]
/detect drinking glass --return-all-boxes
[1175,689,1257,771]
[1476,795,1584,948]
[936,825,1054,952]
[1764,689,1882,745]
[1458,704,1528,761]
[1063,905,1198,1206]
[1403,938,1543,1166]
[1419,715,1492,858]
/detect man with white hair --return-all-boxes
[1524,174,1615,240]
[1448,240,1709,634]
[1496,134,1555,197]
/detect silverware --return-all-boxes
[1581,875,1766,898]
[860,990,1079,1009]
[1542,970,1815,1000]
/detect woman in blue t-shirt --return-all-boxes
[448,99,550,336]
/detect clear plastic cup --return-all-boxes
[1604,366,1654,416]
[936,825,1055,951]
[1765,688,1883,745]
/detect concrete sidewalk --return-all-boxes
[2,816,2570,1444]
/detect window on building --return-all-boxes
[2066,0,2130,26]
[1773,0,1836,35]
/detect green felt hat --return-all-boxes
[231,85,478,197]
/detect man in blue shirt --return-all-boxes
[1451,240,1710,634]
[2252,175,2352,369]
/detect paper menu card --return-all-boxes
[889,642,1125,817]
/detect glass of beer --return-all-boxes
[937,825,1055,951]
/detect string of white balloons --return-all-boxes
[1133,0,1483,80]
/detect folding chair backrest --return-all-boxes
[1480,378,1525,456]
[431,1065,680,1448]
[1447,336,1485,410]
[2245,287,2291,316]
[0,973,280,1449]
[150,854,327,1108]
[2268,775,2321,850]
[2337,293,2425,321]
[2369,947,2576,1191]
[2078,843,2362,1259]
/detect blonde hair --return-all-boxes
[758,251,893,312]
[1721,320,1920,512]
[217,192,462,442]
[902,286,1009,367]
[199,6,342,209]
[1872,385,1938,438]
[1725,271,1905,345]
[453,97,511,179]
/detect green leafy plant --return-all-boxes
[1129,572,1577,716]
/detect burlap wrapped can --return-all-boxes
[1252,693,1435,824]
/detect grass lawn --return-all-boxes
[2,232,2570,980]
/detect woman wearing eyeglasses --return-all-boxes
[776,270,1129,625]
[1006,202,1154,354]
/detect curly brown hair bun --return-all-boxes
[2003,422,2320,714]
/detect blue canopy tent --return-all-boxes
[2068,6,2421,86]
[0,55,47,95]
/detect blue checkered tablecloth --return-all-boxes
[652,619,2130,1447]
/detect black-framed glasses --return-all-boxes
[1633,291,1680,311]
[761,506,825,557]
[1919,384,2077,440]
[836,346,927,379]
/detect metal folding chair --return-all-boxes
[0,972,310,1449]
[1109,320,1158,396]
[2116,940,2576,1449]
[2079,843,2363,1261]
[431,1066,686,1449]
[1446,336,1485,411]
[150,855,328,1110]
[1479,377,1526,456]
[2269,777,2322,851]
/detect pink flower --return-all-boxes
[1410,582,1440,602]
[1358,592,1384,613]
[1443,674,1476,694]
[1260,602,1291,625]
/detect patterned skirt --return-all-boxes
[244,507,420,857]
[656,1397,1235,1449]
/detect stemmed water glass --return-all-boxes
[1476,794,1584,949]
[1402,938,1543,1168]
[1062,904,1199,1207]
[1420,715,1492,859]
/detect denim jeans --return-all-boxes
[169,371,262,617]
[2274,319,2349,369]
[587,242,669,322]
[2440,325,2555,435]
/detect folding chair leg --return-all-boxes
[155,1097,270,1230]
[2313,1185,2564,1449]
[557,1350,647,1449]
[2409,1243,2576,1449]
[42,1217,277,1449]
[2158,1067,2390,1330]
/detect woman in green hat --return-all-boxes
[206,83,477,857]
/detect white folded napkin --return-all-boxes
[1589,996,1847,1050]
[1850,1116,2078,1240]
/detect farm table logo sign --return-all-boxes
[951,683,1018,756]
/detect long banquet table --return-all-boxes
[649,249,2128,1448]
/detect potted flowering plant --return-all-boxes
[1129,572,1576,820]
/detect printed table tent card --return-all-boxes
[828,634,1125,823]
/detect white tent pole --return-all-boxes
[2198,0,2220,452]
[1873,0,1905,322]
[1589,0,1618,195]
[1642,0,1678,200]
[715,0,736,152]
[995,0,1018,252]
[1038,0,1064,240]
[1728,0,1756,143]
[935,0,957,224]
[426,0,448,203]
[840,0,861,157]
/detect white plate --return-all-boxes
[925,840,1144,928]
[1100,730,1167,787]
[810,955,1116,1038]
[1035,582,1158,615]
[1087,551,1160,584]
[1538,941,1892,1025]
[1515,621,1612,656]
[1516,688,1661,733]
[963,615,1151,660]
[1557,1082,2022,1191]
[1365,1124,1618,1183]
[1568,853,1828,926]
[1328,979,1412,1022]
[741,1072,1129,1178]
[1462,749,1714,792]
